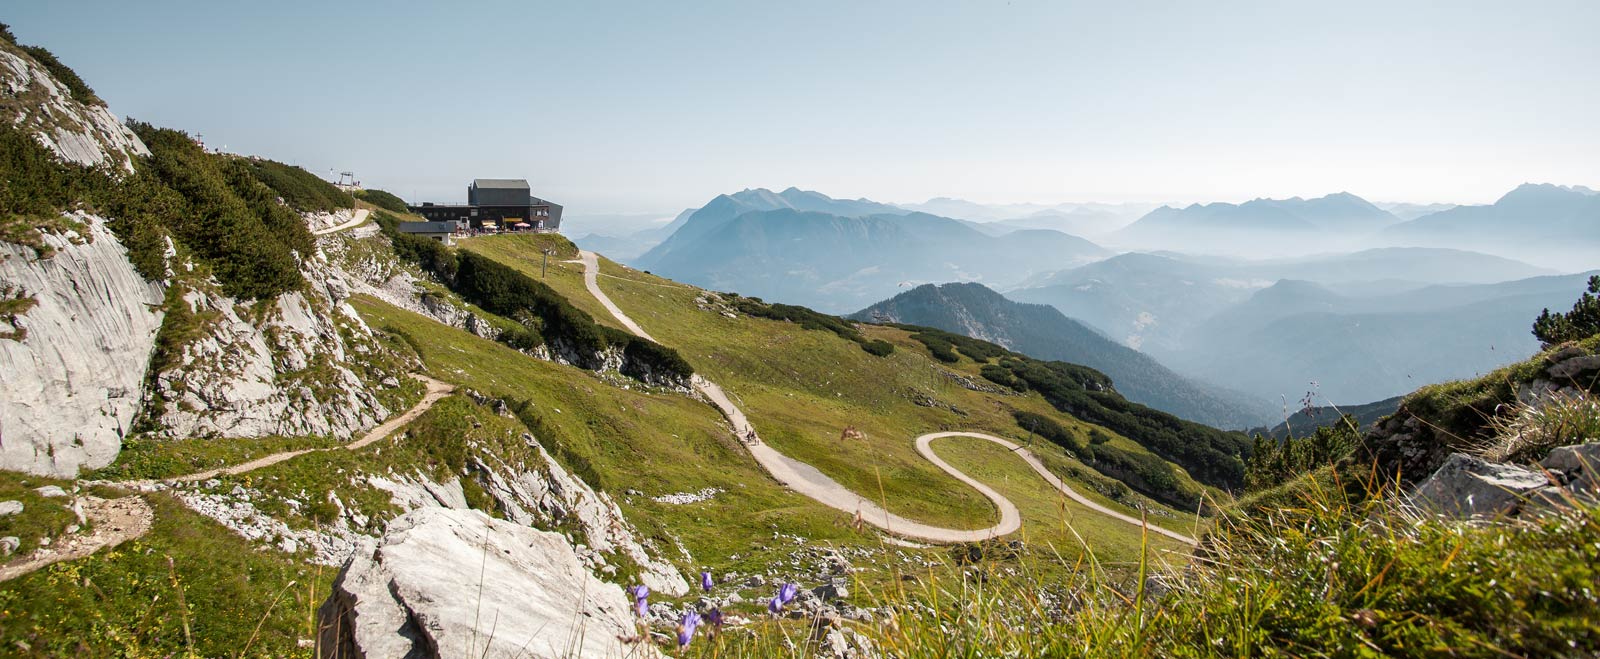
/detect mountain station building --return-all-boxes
[408,179,563,232]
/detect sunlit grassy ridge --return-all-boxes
[461,235,1204,536]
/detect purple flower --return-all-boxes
[700,571,715,593]
[768,582,800,614]
[676,611,701,648]
[629,585,649,618]
[706,607,724,630]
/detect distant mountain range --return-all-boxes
[633,188,1107,313]
[1377,201,1458,221]
[852,283,1276,428]
[573,208,696,261]
[1111,192,1403,255]
[894,198,1157,236]
[1008,248,1556,354]
[1380,183,1600,270]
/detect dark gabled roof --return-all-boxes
[397,221,457,233]
[472,178,530,189]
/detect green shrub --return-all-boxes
[898,325,1010,363]
[980,363,1027,392]
[238,158,354,213]
[860,339,895,357]
[355,188,409,213]
[1244,417,1360,492]
[128,122,312,300]
[995,354,1249,490]
[1533,275,1600,347]
[1013,410,1197,507]
[731,296,894,357]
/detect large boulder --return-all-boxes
[1410,453,1555,518]
[318,507,657,659]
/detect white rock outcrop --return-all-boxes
[1410,453,1552,518]
[319,230,500,340]
[366,436,689,597]
[149,245,403,440]
[318,507,659,659]
[0,213,164,476]
[0,46,148,173]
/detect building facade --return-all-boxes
[396,221,458,245]
[408,178,563,232]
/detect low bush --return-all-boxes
[237,158,355,213]
[1014,410,1198,508]
[730,296,894,357]
[1244,416,1361,492]
[354,188,409,213]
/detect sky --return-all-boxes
[7,1,1598,218]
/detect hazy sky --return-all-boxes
[8,1,1597,215]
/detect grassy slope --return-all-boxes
[0,493,322,658]
[459,235,1202,552]
[349,296,884,577]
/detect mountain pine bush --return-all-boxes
[1533,275,1600,347]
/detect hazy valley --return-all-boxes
[3,7,1599,659]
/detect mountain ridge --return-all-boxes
[852,282,1276,428]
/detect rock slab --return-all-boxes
[0,214,163,476]
[318,507,657,659]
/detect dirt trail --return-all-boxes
[0,495,154,582]
[161,373,455,484]
[0,374,456,583]
[312,208,371,236]
[575,250,1198,546]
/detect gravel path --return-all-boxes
[160,373,455,484]
[575,251,1198,545]
[312,208,371,235]
[0,495,153,582]
[0,374,457,583]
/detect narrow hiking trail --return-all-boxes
[0,495,153,583]
[312,208,371,236]
[156,373,455,485]
[573,251,1199,546]
[0,374,456,583]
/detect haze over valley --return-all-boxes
[3,3,1598,657]
[574,183,1595,426]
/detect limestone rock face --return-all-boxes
[318,231,501,341]
[366,436,689,597]
[318,507,657,659]
[0,46,149,173]
[0,213,164,476]
[148,246,403,440]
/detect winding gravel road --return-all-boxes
[574,251,1198,546]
